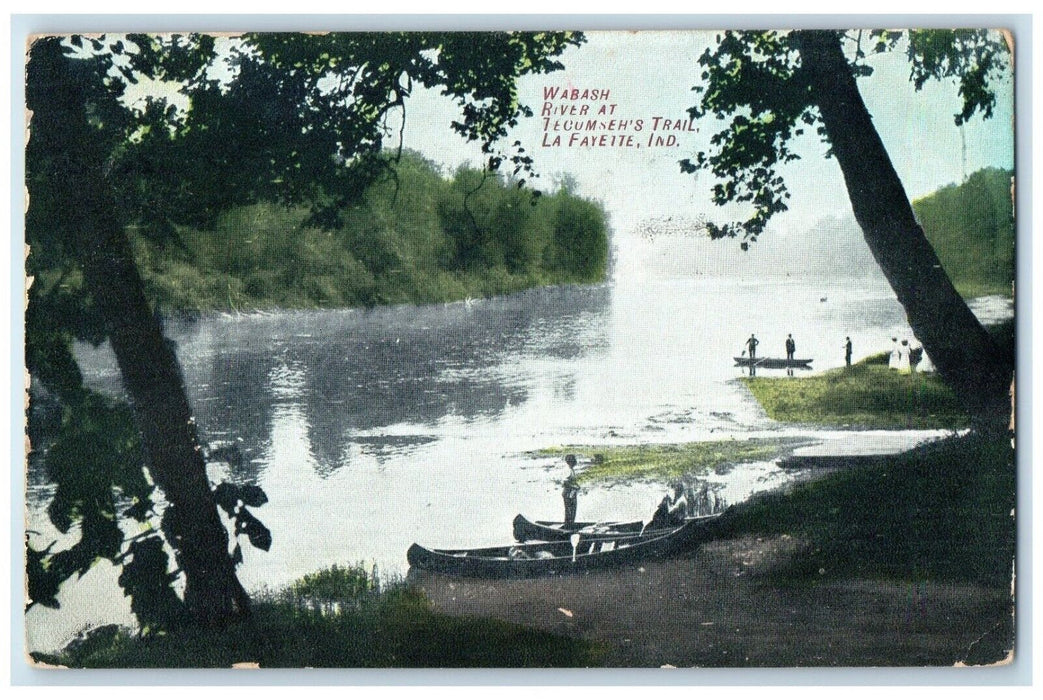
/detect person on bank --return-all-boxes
[844,336,853,367]
[562,454,579,526]
[888,337,901,370]
[649,483,689,529]
[746,334,759,360]
[897,339,912,374]
[785,334,796,361]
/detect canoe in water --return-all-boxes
[734,356,813,369]
[407,514,723,578]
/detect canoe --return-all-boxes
[734,356,813,369]
[407,514,722,578]
[512,514,645,542]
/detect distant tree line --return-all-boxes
[912,167,1014,298]
[130,151,609,313]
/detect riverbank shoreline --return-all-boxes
[150,279,613,323]
[28,435,1013,668]
[416,434,1015,667]
[413,534,1012,667]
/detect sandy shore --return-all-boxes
[412,533,1013,667]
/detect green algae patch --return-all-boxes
[537,438,805,485]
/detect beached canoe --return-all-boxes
[407,514,722,578]
[734,356,813,369]
[512,514,645,542]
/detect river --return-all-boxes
[24,235,1013,652]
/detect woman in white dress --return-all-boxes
[888,337,901,370]
[897,340,911,374]
[915,346,935,373]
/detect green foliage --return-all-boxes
[26,389,154,611]
[684,29,1011,246]
[720,434,1015,588]
[741,361,969,429]
[25,31,583,624]
[117,536,188,633]
[913,168,1015,298]
[213,482,272,555]
[548,191,609,281]
[291,564,378,603]
[682,31,814,246]
[32,567,602,668]
[132,153,609,313]
[907,30,1011,126]
[27,383,268,628]
[34,32,585,240]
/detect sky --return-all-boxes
[78,28,1018,279]
[388,30,1015,271]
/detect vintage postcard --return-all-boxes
[23,27,1016,670]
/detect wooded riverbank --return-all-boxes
[124,152,609,314]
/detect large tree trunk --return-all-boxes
[27,38,250,623]
[80,224,252,623]
[795,30,1013,432]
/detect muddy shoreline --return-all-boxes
[413,532,1012,667]
[413,451,1014,668]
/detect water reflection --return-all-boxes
[68,284,613,482]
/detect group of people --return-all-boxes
[889,337,932,373]
[745,333,856,366]
[744,333,799,360]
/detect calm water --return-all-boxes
[25,241,1013,651]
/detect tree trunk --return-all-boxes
[27,38,250,623]
[795,30,1013,432]
[80,224,252,623]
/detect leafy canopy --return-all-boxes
[25,30,582,625]
[682,29,1011,247]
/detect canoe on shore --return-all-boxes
[407,514,723,578]
[512,514,645,542]
[734,356,813,369]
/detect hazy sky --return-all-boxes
[115,29,1015,279]
[391,30,1015,245]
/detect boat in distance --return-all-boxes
[734,356,813,369]
[407,514,723,578]
[512,514,644,542]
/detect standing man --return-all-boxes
[562,454,579,527]
[785,334,796,361]
[844,337,853,367]
[746,333,759,360]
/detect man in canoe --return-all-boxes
[562,454,579,526]
[746,334,759,360]
[785,333,796,361]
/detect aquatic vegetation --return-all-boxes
[537,438,804,485]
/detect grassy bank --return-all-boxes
[537,438,805,485]
[741,357,968,429]
[715,434,1015,590]
[31,564,601,668]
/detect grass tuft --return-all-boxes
[31,564,602,668]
